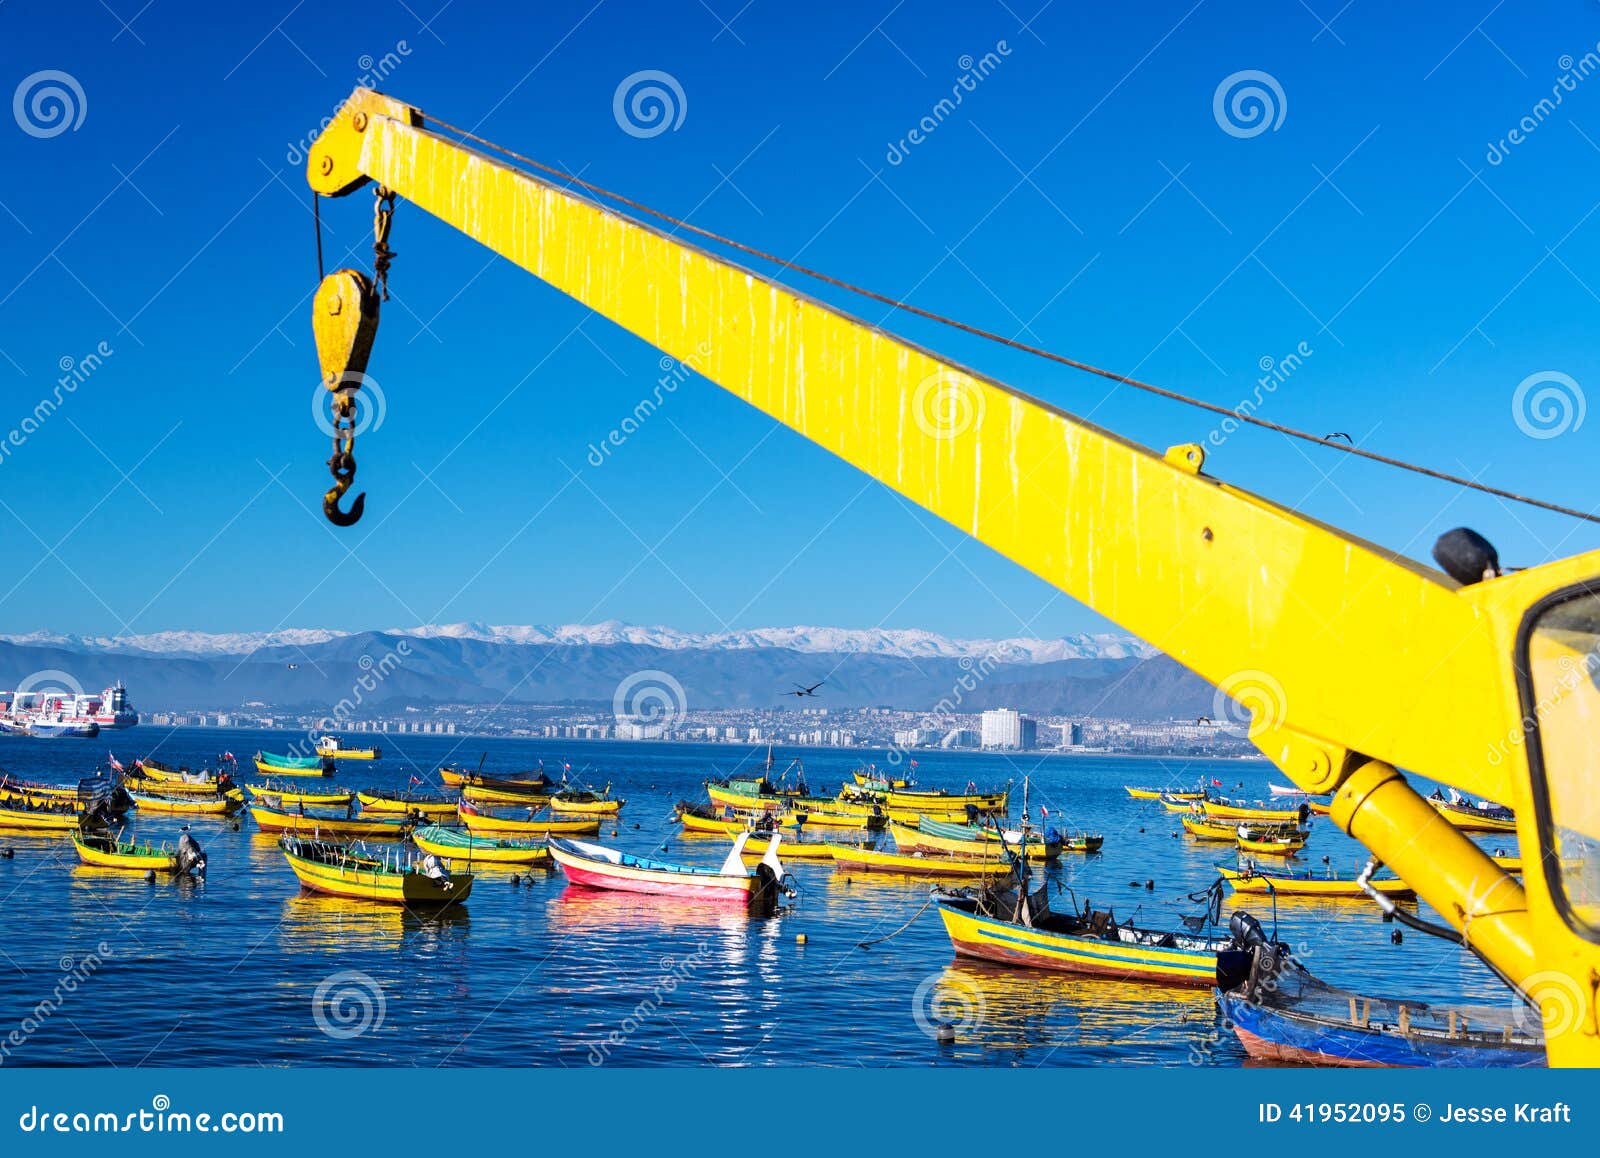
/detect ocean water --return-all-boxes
[0,730,1519,1067]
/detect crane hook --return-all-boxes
[324,445,365,526]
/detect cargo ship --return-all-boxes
[0,681,138,738]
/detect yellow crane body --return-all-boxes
[307,88,1600,1063]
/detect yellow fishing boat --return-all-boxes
[356,791,459,818]
[245,782,355,807]
[461,786,553,807]
[888,820,1057,862]
[0,803,82,831]
[550,790,625,815]
[457,805,602,837]
[280,836,472,904]
[253,757,333,778]
[317,736,381,760]
[1181,814,1238,841]
[412,824,550,866]
[677,806,800,834]
[885,806,990,826]
[439,767,554,792]
[1429,796,1518,833]
[832,845,1017,879]
[248,804,413,839]
[884,787,1008,814]
[70,831,180,873]
[1201,799,1308,824]
[1235,830,1308,856]
[123,773,234,797]
[1160,794,1205,813]
[128,789,242,815]
[1217,865,1415,899]
[1127,786,1203,801]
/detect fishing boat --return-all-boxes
[1160,792,1206,813]
[0,800,84,831]
[439,766,555,792]
[1217,945,1543,1067]
[832,845,1019,879]
[457,801,602,837]
[244,781,355,808]
[1181,814,1238,842]
[254,750,334,777]
[676,802,801,834]
[1429,794,1517,833]
[356,790,458,818]
[550,788,625,815]
[1060,832,1106,853]
[316,735,381,760]
[1202,798,1310,824]
[128,789,242,815]
[71,830,182,873]
[890,818,1059,862]
[1217,864,1416,899]
[279,836,472,905]
[884,786,1008,814]
[1235,824,1308,856]
[853,768,911,789]
[1128,785,1204,801]
[706,778,789,812]
[123,770,235,796]
[412,823,550,867]
[549,831,789,906]
[248,803,413,839]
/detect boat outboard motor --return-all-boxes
[1215,911,1285,992]
[421,852,451,884]
[177,828,206,878]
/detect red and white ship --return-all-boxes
[0,681,138,738]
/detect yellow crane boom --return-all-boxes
[306,88,1600,1062]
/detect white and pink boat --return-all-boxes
[549,832,789,907]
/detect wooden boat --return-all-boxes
[254,751,333,777]
[123,772,234,797]
[1218,949,1543,1067]
[1218,864,1415,899]
[439,766,554,792]
[832,845,1018,879]
[244,781,354,807]
[935,885,1260,987]
[1429,795,1517,833]
[128,789,241,815]
[412,824,550,866]
[248,803,413,839]
[674,808,850,859]
[356,790,458,818]
[457,803,601,837]
[279,836,472,905]
[889,819,1058,862]
[1492,853,1523,873]
[1160,793,1205,813]
[1181,814,1238,841]
[316,736,381,760]
[884,787,1008,814]
[1060,832,1106,853]
[461,786,552,808]
[1236,825,1308,856]
[677,803,801,834]
[550,789,625,815]
[71,831,180,873]
[549,832,788,905]
[1128,785,1204,801]
[1202,798,1309,824]
[0,776,82,800]
[853,769,910,789]
[0,802,83,831]
[706,778,788,812]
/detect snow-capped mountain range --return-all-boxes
[0,621,1157,664]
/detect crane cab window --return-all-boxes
[1523,587,1600,936]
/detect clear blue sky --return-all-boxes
[0,1,1596,642]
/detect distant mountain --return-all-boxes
[0,621,1158,664]
[0,629,1214,720]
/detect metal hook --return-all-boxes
[323,476,365,526]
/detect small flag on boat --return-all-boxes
[1211,778,1222,786]
[108,753,124,772]
[966,780,976,792]
[1040,805,1050,818]
[222,751,235,762]
[409,776,422,786]
[909,759,918,768]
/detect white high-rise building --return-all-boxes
[981,708,1022,749]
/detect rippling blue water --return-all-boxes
[0,730,1517,1066]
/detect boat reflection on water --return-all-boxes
[921,959,1222,1065]
[546,881,780,937]
[275,890,471,954]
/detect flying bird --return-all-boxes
[785,681,824,698]
[1323,432,1353,444]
